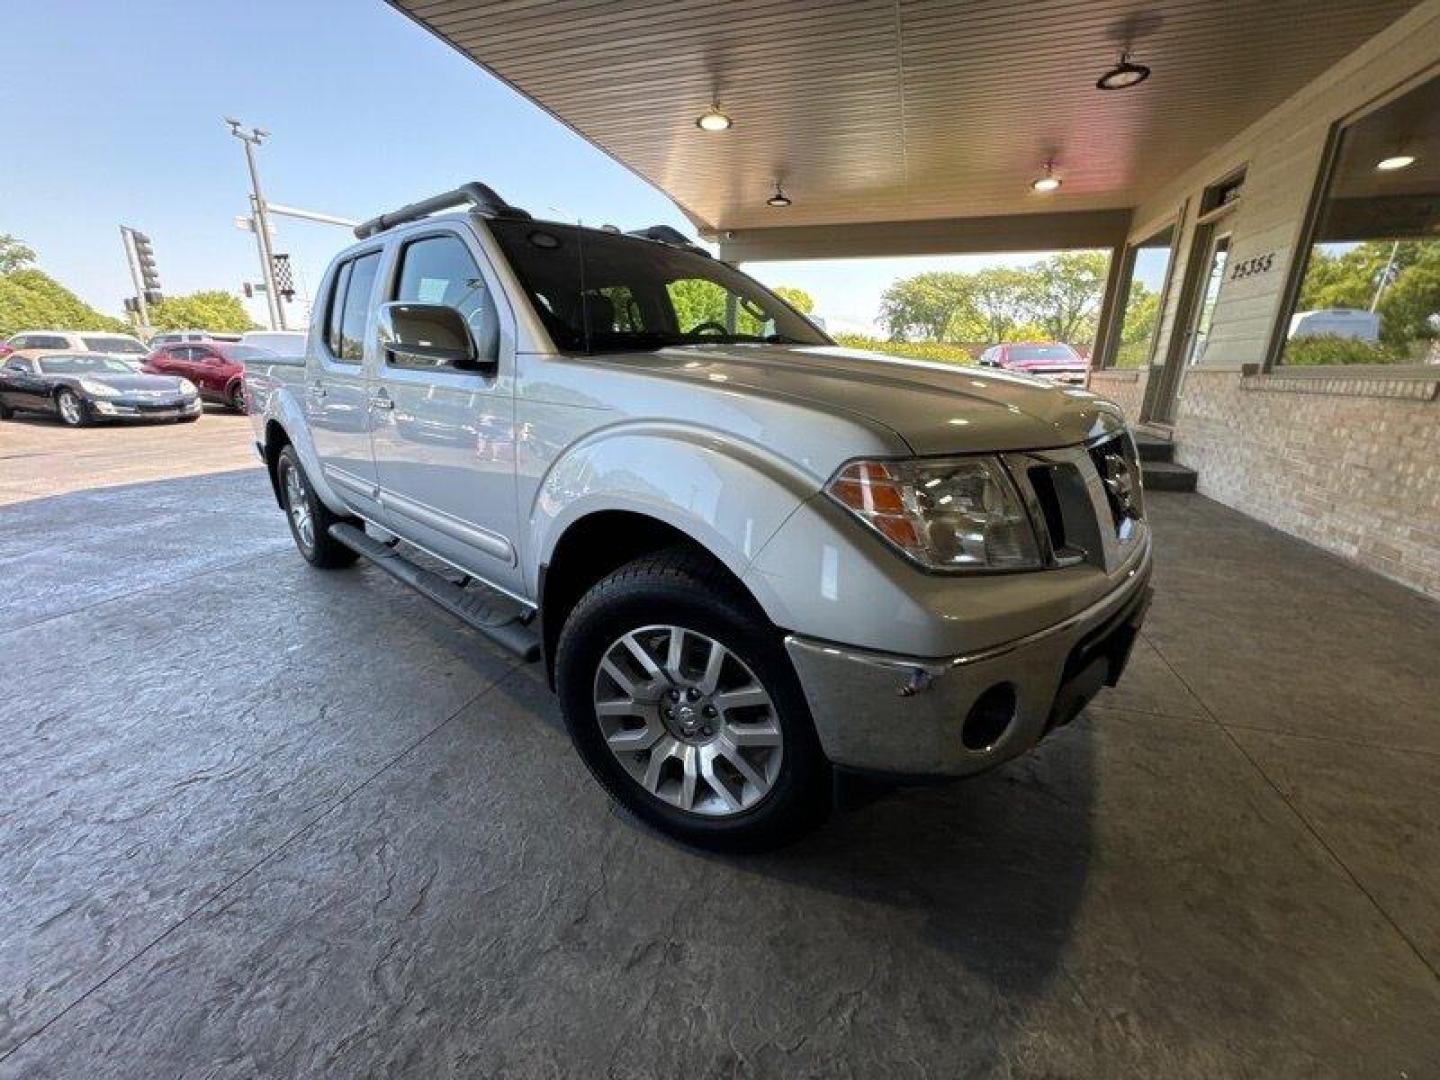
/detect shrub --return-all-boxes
[831,333,977,366]
[1282,335,1408,367]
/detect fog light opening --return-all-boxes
[963,683,1017,751]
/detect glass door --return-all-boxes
[1143,216,1232,424]
[1184,232,1231,367]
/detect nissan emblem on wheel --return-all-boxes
[250,181,1153,850]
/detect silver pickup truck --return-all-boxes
[248,182,1151,849]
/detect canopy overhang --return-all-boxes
[389,0,1419,259]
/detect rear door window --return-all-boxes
[325,261,353,357]
[336,253,380,364]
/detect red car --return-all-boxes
[978,342,1090,385]
[142,342,274,412]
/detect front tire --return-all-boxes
[227,381,247,413]
[0,400,13,420]
[555,547,830,851]
[276,445,358,569]
[56,389,89,427]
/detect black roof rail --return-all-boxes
[625,225,710,256]
[353,181,531,240]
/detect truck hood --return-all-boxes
[604,344,1124,454]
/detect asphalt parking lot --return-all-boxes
[2,419,1439,1077]
[0,408,257,506]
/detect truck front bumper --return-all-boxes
[784,548,1152,778]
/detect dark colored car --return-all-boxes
[978,342,1090,385]
[0,351,202,426]
[143,341,276,412]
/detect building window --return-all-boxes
[1106,222,1177,368]
[1278,74,1440,367]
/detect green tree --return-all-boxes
[0,268,130,337]
[146,290,257,333]
[1375,249,1440,354]
[771,285,814,314]
[1296,239,1440,354]
[879,271,972,341]
[948,267,1034,343]
[880,254,1111,347]
[0,234,37,274]
[1020,251,1108,344]
[1112,284,1159,368]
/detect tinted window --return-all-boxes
[325,261,352,357]
[1007,345,1079,362]
[391,235,499,368]
[487,221,828,354]
[340,253,380,362]
[26,335,69,349]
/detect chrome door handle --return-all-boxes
[369,392,394,410]
[306,383,327,400]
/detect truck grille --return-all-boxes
[1087,434,1144,529]
[1010,432,1144,571]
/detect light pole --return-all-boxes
[225,118,285,330]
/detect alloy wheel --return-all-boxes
[592,624,783,817]
[282,461,315,552]
[58,391,82,425]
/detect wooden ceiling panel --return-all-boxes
[390,0,1419,232]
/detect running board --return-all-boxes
[328,523,540,662]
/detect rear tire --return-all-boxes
[555,546,830,851]
[0,401,13,420]
[276,445,358,569]
[56,389,89,427]
[227,381,247,413]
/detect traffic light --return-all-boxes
[123,298,140,315]
[271,253,295,302]
[132,231,162,300]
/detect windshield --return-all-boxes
[81,335,146,354]
[1008,345,1080,362]
[487,220,830,354]
[38,355,134,374]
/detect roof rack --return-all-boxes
[353,181,531,240]
[625,225,711,257]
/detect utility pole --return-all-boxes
[225,118,285,330]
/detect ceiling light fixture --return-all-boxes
[1031,160,1062,193]
[766,181,792,208]
[1375,153,1416,171]
[696,103,732,132]
[1096,51,1151,91]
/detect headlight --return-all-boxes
[78,379,120,397]
[178,379,198,395]
[826,456,1041,571]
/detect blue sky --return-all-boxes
[2,0,1106,335]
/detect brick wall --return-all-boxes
[1174,370,1440,598]
[1088,369,1148,422]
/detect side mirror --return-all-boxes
[378,302,489,371]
